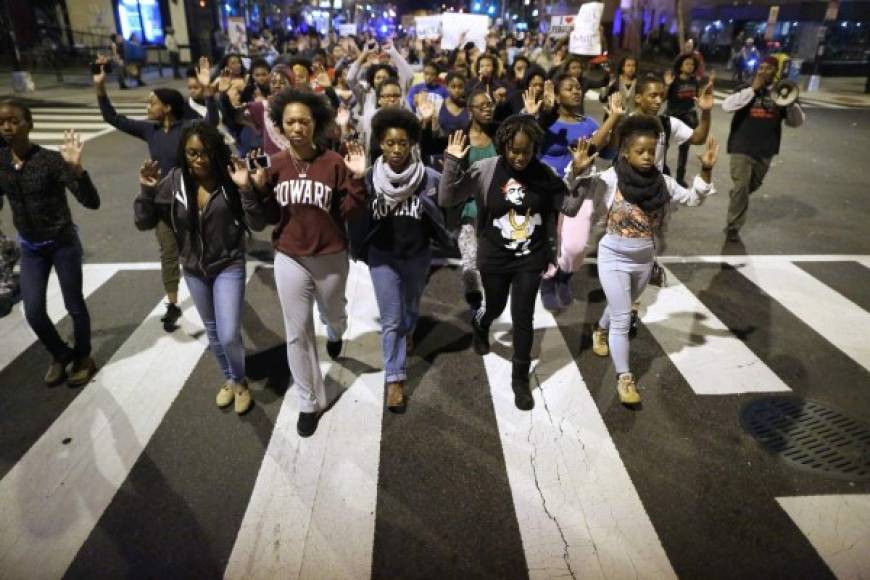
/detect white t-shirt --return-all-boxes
[656,115,693,171]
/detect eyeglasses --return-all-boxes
[471,102,494,110]
[184,149,208,160]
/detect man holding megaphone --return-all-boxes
[722,56,805,242]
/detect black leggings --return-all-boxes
[480,270,542,365]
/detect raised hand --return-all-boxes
[417,97,436,123]
[248,149,269,190]
[493,86,508,104]
[663,70,675,86]
[215,68,233,93]
[696,77,715,111]
[570,137,599,175]
[522,87,542,115]
[606,92,625,118]
[445,130,470,159]
[343,141,366,178]
[93,54,109,86]
[314,65,332,88]
[228,155,251,188]
[139,159,161,187]
[336,105,351,128]
[60,130,85,171]
[542,79,556,110]
[697,135,719,168]
[196,57,212,91]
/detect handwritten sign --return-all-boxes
[440,13,489,51]
[569,2,604,55]
[415,15,442,39]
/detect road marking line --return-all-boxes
[0,268,237,580]
[736,260,870,373]
[777,495,870,580]
[0,268,117,373]
[639,266,791,394]
[482,297,676,579]
[224,261,384,580]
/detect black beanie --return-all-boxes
[153,88,185,120]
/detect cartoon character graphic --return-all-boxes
[493,178,541,256]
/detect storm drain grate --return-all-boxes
[741,396,870,481]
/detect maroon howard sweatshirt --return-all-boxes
[264,148,366,258]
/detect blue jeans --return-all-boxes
[368,246,431,383]
[184,264,246,382]
[19,233,90,361]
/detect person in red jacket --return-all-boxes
[249,89,366,437]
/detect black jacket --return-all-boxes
[0,145,99,243]
[134,168,267,277]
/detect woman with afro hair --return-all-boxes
[248,88,367,437]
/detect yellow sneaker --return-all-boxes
[617,373,641,405]
[216,381,235,408]
[233,381,252,415]
[592,325,609,357]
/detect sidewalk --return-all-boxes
[0,67,187,106]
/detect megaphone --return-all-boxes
[772,79,799,107]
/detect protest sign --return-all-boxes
[569,2,604,55]
[440,13,489,51]
[415,15,442,39]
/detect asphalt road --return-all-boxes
[0,97,868,579]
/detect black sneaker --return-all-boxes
[512,380,534,411]
[471,313,490,355]
[726,228,741,243]
[326,339,343,360]
[161,303,182,332]
[297,411,320,438]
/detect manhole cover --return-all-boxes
[741,396,870,481]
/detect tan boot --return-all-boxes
[44,359,68,386]
[617,373,641,406]
[216,381,235,408]
[386,381,406,413]
[592,325,609,357]
[67,357,96,387]
[233,381,252,415]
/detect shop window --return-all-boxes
[118,0,164,44]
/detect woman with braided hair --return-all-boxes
[439,114,594,411]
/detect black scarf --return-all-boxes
[614,157,670,213]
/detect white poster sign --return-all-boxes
[339,23,357,37]
[415,15,442,39]
[549,14,576,38]
[227,16,249,55]
[440,13,489,51]
[569,2,604,55]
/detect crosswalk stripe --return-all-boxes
[0,273,215,579]
[0,268,116,373]
[776,494,870,579]
[482,295,676,578]
[735,260,870,373]
[28,107,144,113]
[31,122,128,130]
[638,266,791,395]
[225,261,384,579]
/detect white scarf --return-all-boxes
[372,151,425,208]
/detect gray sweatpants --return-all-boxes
[597,234,655,375]
[274,251,349,413]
